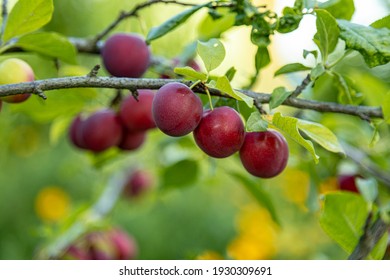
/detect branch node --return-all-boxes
[36,88,47,100]
[87,65,101,78]
[130,88,139,101]
[254,99,267,115]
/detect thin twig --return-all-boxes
[348,214,388,260]
[0,76,384,120]
[290,74,311,98]
[37,172,128,259]
[93,0,201,43]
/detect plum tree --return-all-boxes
[69,109,123,152]
[118,90,156,132]
[0,58,34,103]
[101,33,150,78]
[193,106,245,158]
[239,130,289,178]
[152,82,203,137]
[123,169,153,197]
[118,130,146,151]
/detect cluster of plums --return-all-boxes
[152,82,289,178]
[69,89,155,152]
[68,32,290,178]
[63,228,137,260]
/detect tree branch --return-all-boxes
[0,76,384,120]
[348,213,388,260]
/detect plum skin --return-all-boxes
[124,169,153,197]
[119,90,156,132]
[338,174,360,193]
[118,130,146,151]
[239,130,289,178]
[101,33,150,78]
[193,106,245,158]
[69,110,123,152]
[152,82,203,137]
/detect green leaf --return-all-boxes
[314,9,340,62]
[174,66,207,81]
[13,32,77,64]
[332,71,354,104]
[246,111,268,132]
[277,7,303,33]
[271,112,319,163]
[303,49,318,59]
[383,92,390,124]
[319,193,367,253]
[230,172,280,225]
[251,16,271,47]
[215,76,254,108]
[297,119,345,154]
[255,46,270,72]
[356,178,378,204]
[198,8,235,40]
[197,38,226,72]
[162,159,199,189]
[269,87,292,110]
[319,0,355,20]
[224,67,236,81]
[146,4,207,43]
[338,20,390,67]
[371,15,390,29]
[274,63,311,76]
[3,0,54,42]
[320,192,387,259]
[310,63,326,80]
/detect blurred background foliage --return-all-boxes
[0,0,389,260]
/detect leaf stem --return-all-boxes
[205,86,214,110]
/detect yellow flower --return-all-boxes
[35,186,70,222]
[227,205,278,260]
[319,177,338,194]
[279,168,310,209]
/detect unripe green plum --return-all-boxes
[152,82,203,137]
[239,130,289,178]
[193,106,245,158]
[0,58,34,103]
[119,90,156,132]
[101,33,150,78]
